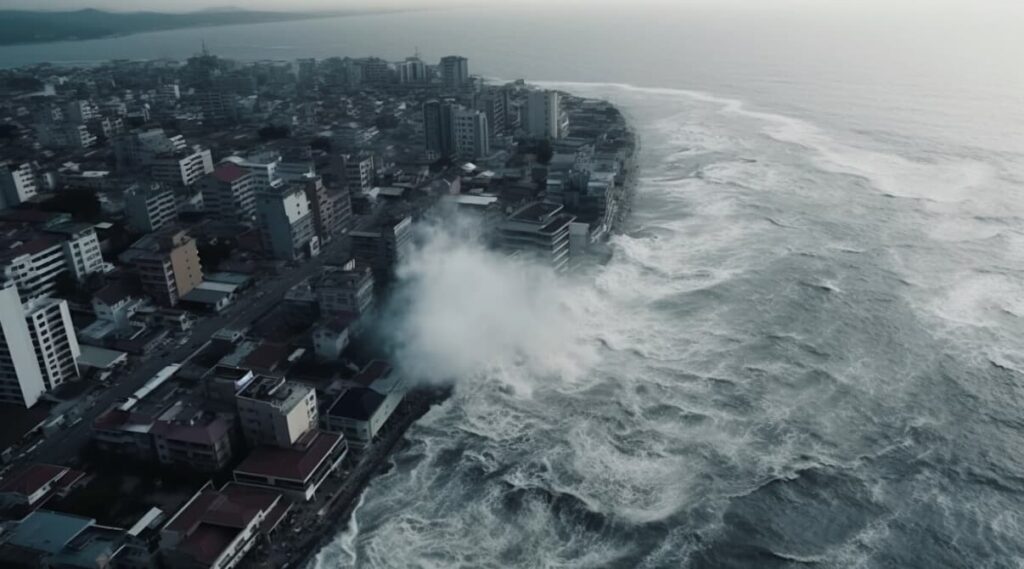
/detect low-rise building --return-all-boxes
[499,202,575,273]
[125,182,178,233]
[159,482,289,569]
[233,430,346,501]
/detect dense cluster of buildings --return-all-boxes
[0,50,634,568]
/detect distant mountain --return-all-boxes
[0,8,366,46]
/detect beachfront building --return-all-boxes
[235,375,318,449]
[232,430,347,502]
[324,361,405,450]
[499,202,576,273]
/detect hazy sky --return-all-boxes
[2,0,1022,13]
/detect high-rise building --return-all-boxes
[440,56,469,91]
[0,163,38,209]
[0,284,80,408]
[499,202,576,273]
[526,90,567,139]
[423,100,455,158]
[198,162,257,222]
[119,229,203,307]
[397,57,427,83]
[197,90,239,124]
[451,106,491,159]
[255,183,319,261]
[113,129,188,169]
[124,182,178,233]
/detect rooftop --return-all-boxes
[6,510,93,554]
[234,430,342,482]
[237,375,312,411]
[328,388,386,421]
[211,162,248,184]
[0,464,68,498]
[509,201,563,223]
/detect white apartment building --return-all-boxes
[148,147,214,188]
[125,182,178,233]
[256,184,318,261]
[526,90,568,140]
[0,284,80,408]
[0,163,38,208]
[235,375,318,448]
[0,237,67,300]
[451,106,491,159]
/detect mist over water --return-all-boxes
[310,78,1024,567]
[9,5,1023,567]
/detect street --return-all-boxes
[28,240,349,467]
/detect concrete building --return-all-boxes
[197,90,238,124]
[526,90,567,139]
[120,230,203,307]
[499,202,576,273]
[233,430,347,502]
[440,55,469,90]
[114,129,188,169]
[423,100,454,158]
[148,147,214,189]
[350,214,413,284]
[65,99,100,123]
[310,259,375,317]
[397,56,427,84]
[198,163,257,223]
[235,375,318,449]
[0,163,38,209]
[0,510,127,569]
[43,222,105,282]
[159,482,289,569]
[125,182,178,233]
[312,317,352,361]
[0,285,80,408]
[255,183,319,261]
[0,236,66,300]
[38,124,97,149]
[452,106,491,159]
[303,176,351,242]
[324,361,404,450]
[476,87,509,137]
[342,153,374,194]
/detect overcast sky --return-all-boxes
[1,0,1022,12]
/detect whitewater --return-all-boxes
[308,81,1024,568]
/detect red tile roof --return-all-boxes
[0,463,68,498]
[234,431,342,482]
[179,523,240,566]
[211,162,248,184]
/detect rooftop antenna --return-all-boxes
[202,38,209,56]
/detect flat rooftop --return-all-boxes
[509,202,563,223]
[235,431,342,482]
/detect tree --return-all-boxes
[0,124,19,140]
[310,136,331,152]
[198,239,233,270]
[40,190,101,221]
[258,125,290,141]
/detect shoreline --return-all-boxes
[254,99,641,569]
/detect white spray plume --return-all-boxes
[383,208,597,396]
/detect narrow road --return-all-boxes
[29,241,349,467]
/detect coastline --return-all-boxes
[249,98,641,569]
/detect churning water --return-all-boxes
[309,77,1024,569]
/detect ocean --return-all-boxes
[7,4,1024,567]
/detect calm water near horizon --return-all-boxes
[8,6,1024,567]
